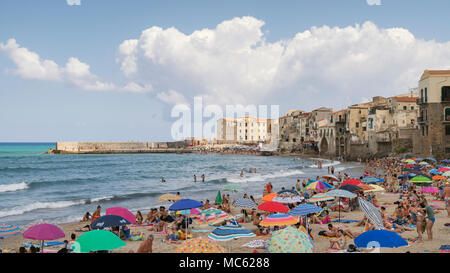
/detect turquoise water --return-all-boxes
[0,143,359,226]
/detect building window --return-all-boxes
[446,125,450,135]
[445,108,450,121]
[425,88,428,102]
[403,106,407,110]
[443,87,450,102]
[411,106,414,110]
[421,89,423,101]
[356,122,359,128]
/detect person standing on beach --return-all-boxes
[240,170,244,177]
[331,166,335,175]
[92,205,101,222]
[254,168,256,173]
[423,200,435,241]
[444,183,450,217]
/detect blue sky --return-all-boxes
[1,0,450,142]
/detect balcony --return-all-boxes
[417,116,425,124]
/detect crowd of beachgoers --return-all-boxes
[1,156,449,254]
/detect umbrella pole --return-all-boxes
[41,240,44,253]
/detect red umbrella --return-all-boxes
[106,207,136,224]
[342,179,363,186]
[406,164,416,168]
[437,167,450,173]
[258,201,289,213]
[23,223,65,253]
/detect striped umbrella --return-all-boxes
[272,195,304,204]
[289,204,322,216]
[304,181,334,191]
[322,175,340,182]
[307,193,335,203]
[260,213,298,226]
[438,167,450,173]
[443,171,450,177]
[208,226,255,241]
[176,208,202,216]
[362,176,383,184]
[234,198,257,209]
[0,224,21,237]
[358,197,384,230]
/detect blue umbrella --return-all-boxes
[429,169,441,175]
[427,157,437,162]
[289,204,323,216]
[208,226,255,241]
[354,230,408,249]
[362,176,383,184]
[91,215,131,229]
[169,199,203,211]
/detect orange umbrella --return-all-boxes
[262,193,278,201]
[432,175,446,180]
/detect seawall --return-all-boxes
[47,142,193,154]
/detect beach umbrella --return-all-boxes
[443,171,450,177]
[266,226,314,253]
[260,213,299,226]
[208,226,255,251]
[261,193,278,202]
[91,215,131,229]
[176,208,202,216]
[404,159,415,164]
[197,209,230,225]
[272,195,304,204]
[158,193,181,202]
[215,191,223,204]
[258,201,289,213]
[437,167,450,173]
[426,157,437,162]
[409,175,433,184]
[342,179,363,186]
[175,237,226,253]
[304,181,334,191]
[277,189,298,195]
[23,223,65,253]
[0,224,21,237]
[71,230,126,253]
[420,187,440,194]
[223,184,243,192]
[419,161,430,166]
[339,184,363,192]
[325,189,357,220]
[362,176,383,184]
[429,169,442,175]
[289,204,322,216]
[106,207,136,224]
[322,175,340,182]
[432,175,447,181]
[358,198,384,230]
[234,198,257,209]
[363,184,385,193]
[354,230,408,249]
[307,193,335,203]
[169,199,203,211]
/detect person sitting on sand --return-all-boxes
[202,200,211,210]
[165,227,180,244]
[144,208,157,223]
[81,212,91,222]
[136,211,143,225]
[137,235,153,253]
[18,247,27,253]
[310,210,330,224]
[329,230,346,250]
[238,209,251,223]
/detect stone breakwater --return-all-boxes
[46,142,193,154]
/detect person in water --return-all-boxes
[193,175,197,182]
[201,174,205,182]
[240,170,244,177]
[161,177,166,183]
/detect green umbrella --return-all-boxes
[71,230,126,253]
[223,184,243,192]
[409,175,432,184]
[215,190,223,204]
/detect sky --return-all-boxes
[1,0,450,142]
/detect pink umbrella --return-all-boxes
[23,223,65,253]
[420,187,440,194]
[106,207,136,224]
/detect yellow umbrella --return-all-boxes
[158,194,181,202]
[175,237,226,253]
[363,184,385,193]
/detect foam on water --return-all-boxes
[0,182,29,193]
[227,169,305,183]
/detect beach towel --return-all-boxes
[326,248,342,253]
[191,229,212,233]
[319,235,352,240]
[331,219,359,223]
[24,241,65,248]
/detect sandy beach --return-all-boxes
[1,165,448,254]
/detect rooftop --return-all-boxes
[420,70,450,81]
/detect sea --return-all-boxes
[0,142,361,227]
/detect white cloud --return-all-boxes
[116,17,450,109]
[156,90,188,105]
[66,0,81,6]
[0,39,115,91]
[366,0,382,6]
[120,82,153,93]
